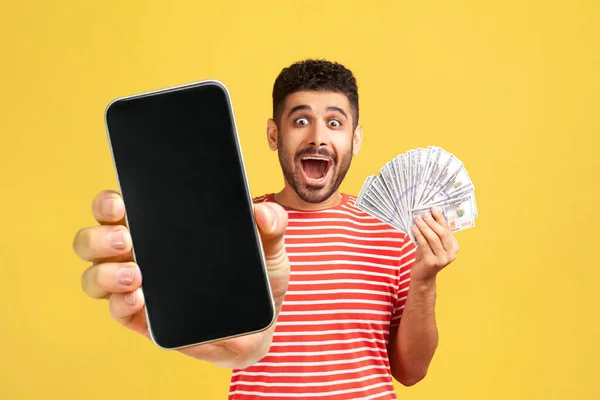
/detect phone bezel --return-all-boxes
[103,80,276,350]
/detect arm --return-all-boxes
[388,206,459,386]
[388,277,439,386]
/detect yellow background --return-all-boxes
[1,0,598,399]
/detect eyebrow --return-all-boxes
[287,105,348,119]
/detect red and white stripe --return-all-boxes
[228,193,415,400]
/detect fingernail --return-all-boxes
[117,267,134,285]
[110,231,127,249]
[266,205,277,229]
[104,197,117,217]
[425,213,432,220]
[416,216,423,223]
[125,290,137,305]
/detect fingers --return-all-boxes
[253,202,290,310]
[82,259,149,338]
[73,225,133,262]
[81,261,142,299]
[428,206,460,256]
[253,202,288,260]
[412,215,444,256]
[411,222,430,253]
[412,207,460,268]
[422,207,454,252]
[108,288,148,336]
[92,190,127,225]
[430,206,449,229]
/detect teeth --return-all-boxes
[301,156,330,182]
[302,156,329,162]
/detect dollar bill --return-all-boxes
[357,175,376,205]
[356,196,404,231]
[419,149,461,207]
[416,146,439,206]
[410,194,475,234]
[421,164,471,206]
[356,146,477,244]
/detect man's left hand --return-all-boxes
[410,206,460,282]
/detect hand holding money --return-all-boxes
[410,205,460,282]
[356,146,478,244]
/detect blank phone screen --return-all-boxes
[105,82,274,349]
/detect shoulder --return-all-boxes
[252,194,270,204]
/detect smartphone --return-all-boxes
[104,80,275,350]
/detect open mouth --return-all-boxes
[300,156,332,184]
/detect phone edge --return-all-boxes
[103,79,277,351]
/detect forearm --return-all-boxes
[390,277,439,385]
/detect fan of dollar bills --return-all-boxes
[356,146,478,244]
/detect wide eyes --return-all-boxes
[294,117,342,127]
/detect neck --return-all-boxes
[273,183,343,211]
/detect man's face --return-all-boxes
[267,90,362,204]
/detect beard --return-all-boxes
[277,135,353,204]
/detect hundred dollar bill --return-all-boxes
[378,166,398,212]
[356,184,386,217]
[356,196,404,231]
[357,175,392,221]
[414,147,428,214]
[428,183,474,207]
[471,193,478,218]
[375,175,397,210]
[357,146,476,241]
[409,150,417,212]
[409,194,475,241]
[428,149,453,190]
[357,175,376,205]
[365,185,396,224]
[385,159,402,213]
[421,164,472,206]
[419,149,461,207]
[391,157,406,226]
[399,154,411,229]
[362,174,405,228]
[416,146,439,206]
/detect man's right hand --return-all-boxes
[73,190,290,370]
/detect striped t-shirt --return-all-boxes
[228,193,416,400]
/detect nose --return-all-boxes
[307,120,329,147]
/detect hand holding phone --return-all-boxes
[74,190,289,369]
[73,81,291,368]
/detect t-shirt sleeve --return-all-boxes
[390,237,417,327]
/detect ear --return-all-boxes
[352,124,363,156]
[267,118,279,151]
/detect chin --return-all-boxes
[297,188,333,203]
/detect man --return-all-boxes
[73,59,459,399]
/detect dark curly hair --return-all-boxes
[272,59,359,130]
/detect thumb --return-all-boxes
[253,202,289,309]
[253,202,288,254]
